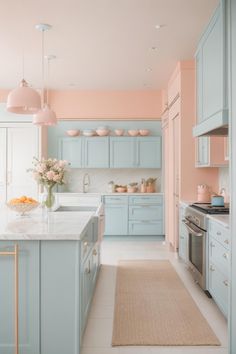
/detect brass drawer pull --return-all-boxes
[0,245,19,354]
[210,265,215,271]
[93,249,98,256]
[217,231,222,236]
[224,239,229,245]
[223,280,229,287]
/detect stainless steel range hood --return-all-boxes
[193,110,228,137]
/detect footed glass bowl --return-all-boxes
[7,202,40,216]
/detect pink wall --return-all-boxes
[0,89,162,120]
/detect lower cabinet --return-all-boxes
[208,219,230,317]
[178,204,188,263]
[0,218,100,354]
[104,195,164,236]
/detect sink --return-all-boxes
[54,205,97,212]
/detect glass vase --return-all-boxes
[44,185,55,210]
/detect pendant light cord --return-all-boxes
[41,29,45,108]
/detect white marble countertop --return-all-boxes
[0,207,96,241]
[207,214,230,228]
[56,192,163,196]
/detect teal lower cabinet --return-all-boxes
[129,220,163,235]
[178,204,188,263]
[104,195,164,236]
[104,201,128,235]
[0,218,100,354]
[0,241,40,354]
[208,219,230,317]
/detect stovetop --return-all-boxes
[190,203,230,214]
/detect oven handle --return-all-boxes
[182,220,203,237]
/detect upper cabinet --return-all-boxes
[193,1,228,136]
[58,138,83,168]
[58,136,162,169]
[84,137,109,168]
[196,136,228,167]
[110,137,161,168]
[110,137,135,168]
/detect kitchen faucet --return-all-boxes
[83,173,90,193]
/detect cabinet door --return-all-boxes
[110,137,135,168]
[84,137,109,168]
[196,137,209,166]
[0,128,7,203]
[128,221,163,235]
[202,6,223,121]
[81,254,93,335]
[58,138,83,168]
[104,204,128,235]
[178,207,188,262]
[136,137,161,168]
[7,127,39,200]
[208,263,228,317]
[0,241,40,354]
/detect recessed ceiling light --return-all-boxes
[155,24,162,29]
[146,68,152,72]
[151,46,158,51]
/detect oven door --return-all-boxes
[183,219,206,289]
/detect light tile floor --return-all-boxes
[81,236,228,354]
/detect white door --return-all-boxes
[0,128,7,204]
[7,126,39,200]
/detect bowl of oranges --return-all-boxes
[7,196,39,216]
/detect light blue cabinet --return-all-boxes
[110,137,135,168]
[104,195,164,236]
[178,205,188,263]
[208,219,230,317]
[193,1,228,136]
[0,241,40,354]
[104,196,128,235]
[58,138,83,168]
[0,218,100,354]
[136,137,161,168]
[196,137,209,166]
[58,136,162,169]
[84,137,109,168]
[110,137,161,168]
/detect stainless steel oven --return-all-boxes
[184,207,207,291]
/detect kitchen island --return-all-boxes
[0,207,101,354]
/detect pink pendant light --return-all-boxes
[7,79,41,115]
[33,24,57,126]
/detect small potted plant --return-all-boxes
[146,178,157,193]
[127,182,138,193]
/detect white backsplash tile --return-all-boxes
[60,169,162,193]
[219,167,230,202]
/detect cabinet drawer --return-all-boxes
[209,237,229,276]
[208,220,230,249]
[129,205,162,221]
[129,221,163,235]
[104,196,128,204]
[129,195,163,205]
[209,263,228,317]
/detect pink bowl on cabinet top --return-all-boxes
[139,129,150,136]
[66,129,80,137]
[114,129,125,136]
[128,130,139,136]
[96,129,110,136]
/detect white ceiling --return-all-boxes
[0,0,218,90]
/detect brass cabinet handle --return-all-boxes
[224,239,229,245]
[223,280,229,287]
[210,265,215,271]
[0,244,19,354]
[93,249,98,256]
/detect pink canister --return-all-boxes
[197,184,210,202]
